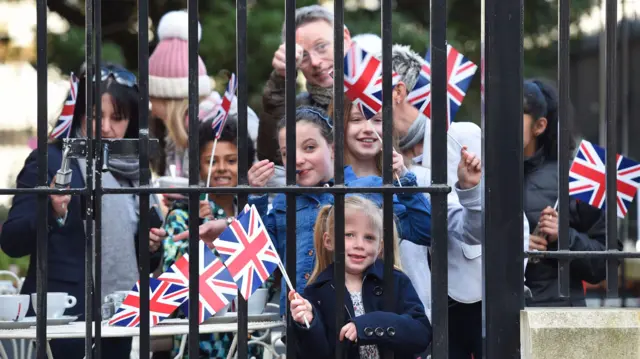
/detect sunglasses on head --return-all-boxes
[92,67,138,88]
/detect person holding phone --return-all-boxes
[0,64,166,359]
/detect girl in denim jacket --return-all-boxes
[329,97,432,246]
[247,106,336,313]
[289,195,432,359]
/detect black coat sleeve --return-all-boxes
[567,200,618,284]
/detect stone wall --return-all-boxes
[521,308,640,359]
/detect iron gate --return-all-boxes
[0,0,636,358]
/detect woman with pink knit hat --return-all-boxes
[149,10,213,178]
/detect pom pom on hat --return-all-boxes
[157,10,202,42]
[149,10,210,98]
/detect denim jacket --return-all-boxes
[344,166,432,246]
[249,190,334,313]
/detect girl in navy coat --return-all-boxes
[289,196,432,359]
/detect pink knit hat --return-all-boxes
[149,10,212,98]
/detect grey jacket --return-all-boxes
[400,120,530,317]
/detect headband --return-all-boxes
[297,107,333,129]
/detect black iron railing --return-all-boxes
[11,0,634,358]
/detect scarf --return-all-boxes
[72,129,147,296]
[306,83,333,108]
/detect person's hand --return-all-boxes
[392,150,408,178]
[457,146,482,189]
[199,200,213,220]
[272,43,304,77]
[248,160,275,187]
[49,178,70,218]
[339,322,357,342]
[288,290,313,325]
[538,206,558,243]
[149,228,166,253]
[172,219,230,246]
[161,193,186,208]
[529,234,548,251]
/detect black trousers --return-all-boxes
[448,299,482,359]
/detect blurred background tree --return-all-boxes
[44,0,596,123]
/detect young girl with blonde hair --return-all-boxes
[290,195,431,359]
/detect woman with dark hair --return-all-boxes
[0,64,166,358]
[523,78,612,307]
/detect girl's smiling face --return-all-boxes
[333,209,381,276]
[278,121,334,187]
[345,105,382,161]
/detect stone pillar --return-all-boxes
[521,308,640,359]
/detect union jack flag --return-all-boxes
[569,140,640,218]
[213,205,279,300]
[344,43,399,120]
[198,91,223,123]
[158,241,238,323]
[407,45,477,129]
[237,204,251,219]
[108,277,188,327]
[50,73,79,139]
[201,73,238,139]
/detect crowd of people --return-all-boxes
[0,5,610,359]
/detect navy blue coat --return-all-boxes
[0,144,162,358]
[294,260,432,359]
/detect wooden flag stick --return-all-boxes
[204,138,219,202]
[277,261,310,328]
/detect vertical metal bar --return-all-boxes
[380,0,395,358]
[284,0,297,357]
[429,0,448,354]
[604,0,619,297]
[35,0,49,357]
[236,0,249,356]
[481,0,524,356]
[332,1,345,358]
[84,0,95,355]
[620,1,630,307]
[621,0,629,165]
[187,0,201,356]
[556,0,571,298]
[93,0,103,355]
[138,0,151,355]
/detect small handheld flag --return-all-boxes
[109,277,189,327]
[569,139,640,218]
[158,241,239,323]
[213,205,279,300]
[50,73,79,139]
[344,43,399,120]
[407,45,477,130]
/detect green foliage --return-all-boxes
[48,26,125,75]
